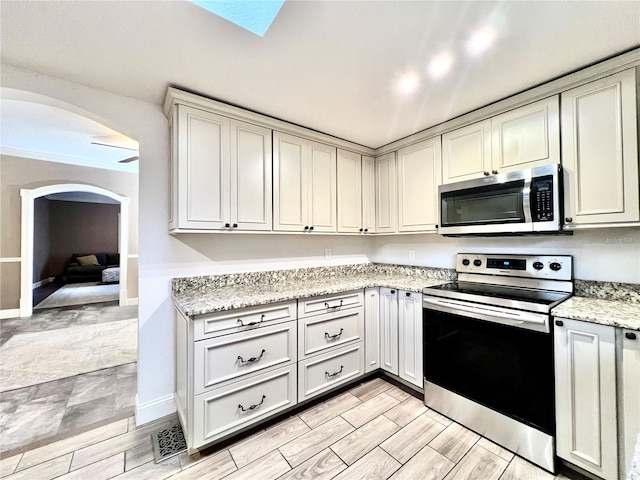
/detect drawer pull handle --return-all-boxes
[237,349,266,364]
[324,300,344,310]
[237,315,265,328]
[238,395,266,412]
[626,332,637,340]
[325,328,344,340]
[326,366,344,378]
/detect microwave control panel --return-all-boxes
[531,175,554,222]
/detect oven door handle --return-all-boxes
[422,297,550,333]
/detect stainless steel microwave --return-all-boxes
[438,164,563,236]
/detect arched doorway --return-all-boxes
[20,184,129,317]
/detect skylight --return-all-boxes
[189,0,285,37]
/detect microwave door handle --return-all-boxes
[522,177,532,224]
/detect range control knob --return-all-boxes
[533,261,544,270]
[473,259,482,267]
[550,262,562,271]
[462,258,470,266]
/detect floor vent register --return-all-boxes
[151,423,187,463]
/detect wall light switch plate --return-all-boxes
[409,250,416,261]
[324,248,332,260]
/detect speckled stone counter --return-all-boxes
[172,263,455,317]
[551,297,640,331]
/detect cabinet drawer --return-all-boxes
[194,322,297,394]
[193,364,297,449]
[299,290,363,318]
[194,301,297,341]
[298,343,364,402]
[299,307,364,359]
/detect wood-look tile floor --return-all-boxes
[0,377,588,480]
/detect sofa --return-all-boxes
[64,253,120,283]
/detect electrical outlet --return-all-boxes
[324,248,332,260]
[409,250,416,261]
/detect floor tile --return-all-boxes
[443,444,508,480]
[380,413,446,463]
[330,415,399,465]
[0,454,22,477]
[298,392,361,429]
[348,377,393,402]
[477,437,515,462]
[331,447,401,480]
[340,392,399,428]
[58,452,125,479]
[425,408,453,426]
[224,450,290,480]
[66,369,118,407]
[277,448,346,480]
[0,396,67,452]
[124,441,154,471]
[169,449,236,480]
[279,416,354,467]
[384,385,413,402]
[58,395,117,433]
[17,418,128,471]
[429,421,480,463]
[499,455,556,480]
[4,453,71,480]
[383,395,428,427]
[112,457,182,480]
[389,445,455,480]
[230,416,310,468]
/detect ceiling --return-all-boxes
[1,1,639,149]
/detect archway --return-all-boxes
[20,183,129,317]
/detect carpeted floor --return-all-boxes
[34,282,119,309]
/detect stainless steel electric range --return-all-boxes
[422,253,573,473]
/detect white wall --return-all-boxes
[371,227,640,283]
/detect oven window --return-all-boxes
[441,180,525,226]
[423,307,554,434]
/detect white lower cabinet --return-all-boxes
[621,329,640,478]
[298,307,364,359]
[379,288,399,375]
[554,318,618,480]
[364,287,380,373]
[398,290,423,388]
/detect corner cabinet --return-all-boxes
[554,318,618,480]
[273,131,337,233]
[169,104,273,232]
[561,69,640,229]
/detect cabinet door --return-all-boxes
[491,96,560,173]
[308,141,337,232]
[273,132,308,231]
[554,319,617,480]
[397,137,441,232]
[441,119,491,184]
[379,287,398,375]
[621,329,640,477]
[364,288,380,373]
[177,105,230,229]
[562,69,639,228]
[375,152,398,233]
[337,149,362,233]
[230,120,272,231]
[398,291,422,388]
[361,156,376,233]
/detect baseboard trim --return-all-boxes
[0,309,20,319]
[32,277,54,289]
[127,297,138,306]
[135,394,176,426]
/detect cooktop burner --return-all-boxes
[428,281,570,306]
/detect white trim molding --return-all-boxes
[127,298,139,306]
[32,277,54,289]
[20,183,130,318]
[0,309,20,320]
[135,394,176,426]
[0,257,22,263]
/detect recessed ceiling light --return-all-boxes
[466,26,497,56]
[397,72,420,95]
[428,53,454,80]
[189,0,285,37]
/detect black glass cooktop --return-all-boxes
[425,281,570,306]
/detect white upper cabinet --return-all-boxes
[442,97,560,184]
[397,137,442,232]
[337,150,376,234]
[171,105,272,231]
[491,96,559,172]
[273,131,337,232]
[375,152,398,234]
[442,119,491,184]
[561,69,639,228]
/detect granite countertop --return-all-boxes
[551,296,640,331]
[172,267,453,317]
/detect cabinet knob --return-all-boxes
[359,228,363,232]
[565,217,573,223]
[406,292,411,297]
[232,223,238,228]
[626,332,637,340]
[304,226,309,230]
[309,226,314,231]
[225,223,230,228]
[483,171,490,176]
[492,170,498,175]
[364,228,368,232]
[555,320,564,327]
[390,290,396,294]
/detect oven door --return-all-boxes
[423,298,555,435]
